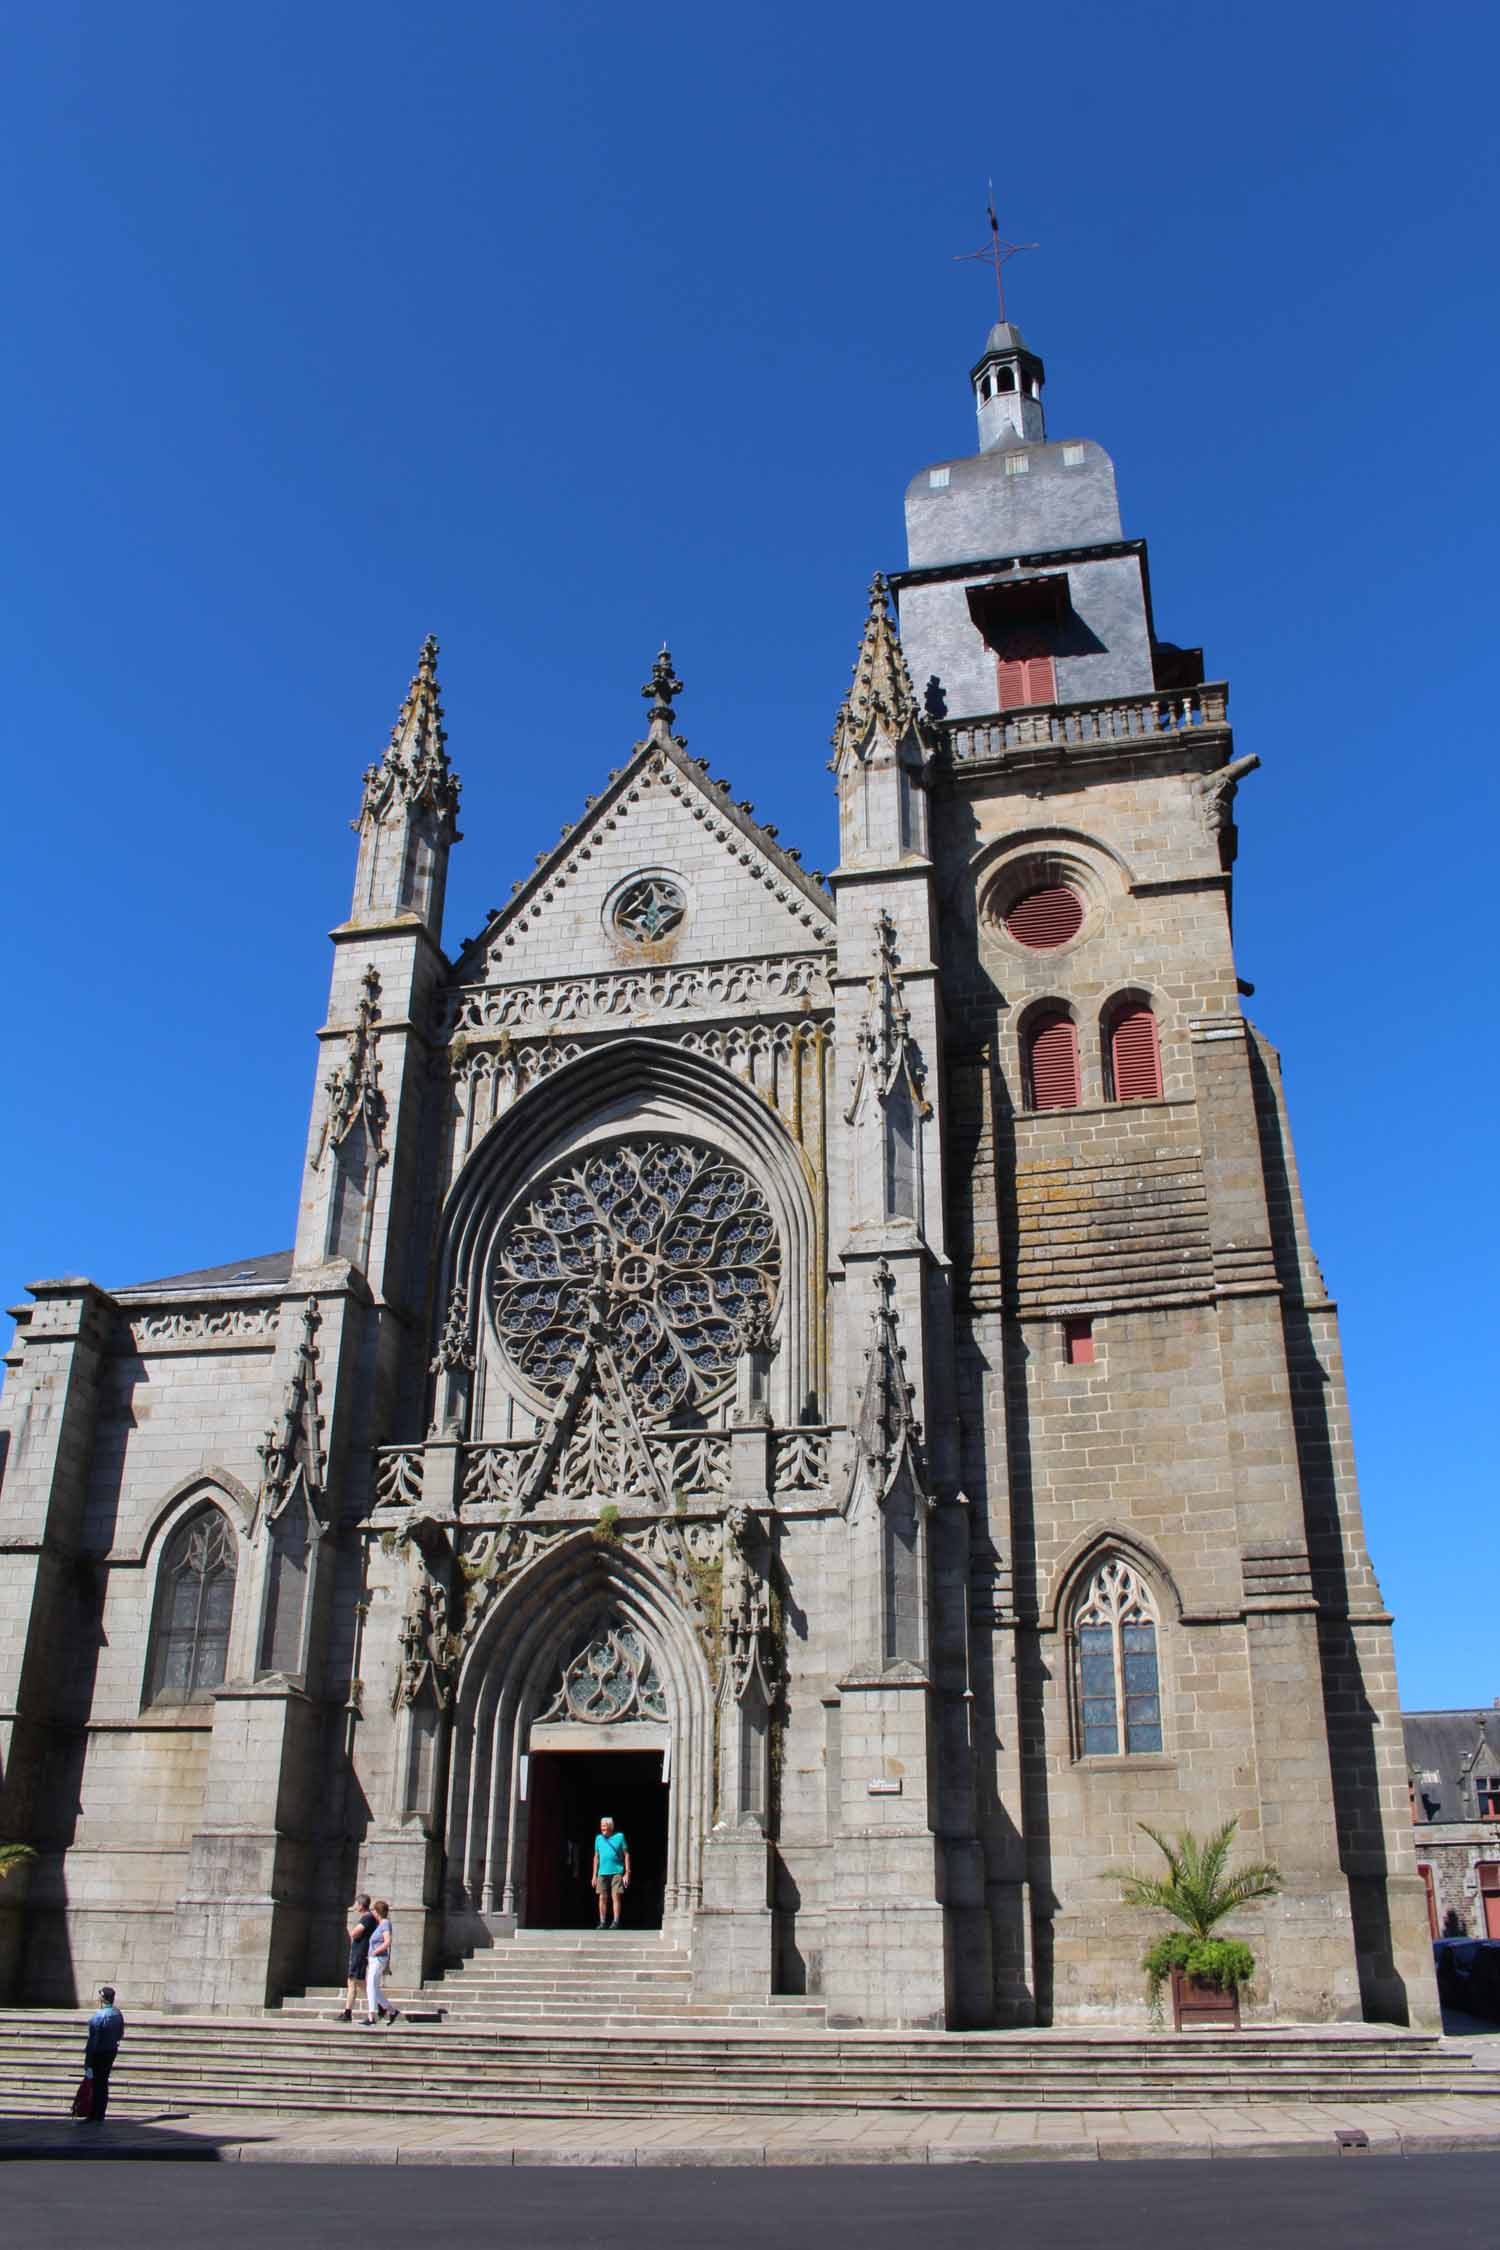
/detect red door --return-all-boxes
[524,1754,565,1925]
[1480,1863,1500,1940]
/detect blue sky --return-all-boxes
[1,1,1495,1707]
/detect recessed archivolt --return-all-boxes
[437,1035,822,1429]
[446,1531,714,1919]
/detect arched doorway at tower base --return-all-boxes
[524,1745,669,1928]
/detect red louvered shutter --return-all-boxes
[996,654,1057,709]
[996,658,1027,710]
[1004,885,1084,949]
[1027,1012,1079,1110]
[1110,1006,1162,1101]
[1023,654,1056,705]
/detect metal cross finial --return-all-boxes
[643,645,683,720]
[954,182,1037,326]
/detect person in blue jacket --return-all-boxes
[82,1985,125,2121]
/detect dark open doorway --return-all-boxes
[524,1748,669,1929]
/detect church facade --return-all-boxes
[0,323,1435,2029]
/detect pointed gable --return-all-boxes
[451,654,833,988]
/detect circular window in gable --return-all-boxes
[1003,882,1085,950]
[611,872,687,945]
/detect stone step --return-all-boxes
[0,2066,1485,2116]
[0,2043,1475,2088]
[0,2025,1457,2061]
[0,2013,1457,2059]
[0,2043,1474,2081]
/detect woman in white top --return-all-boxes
[364,1900,399,2026]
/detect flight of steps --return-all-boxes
[278,1930,829,2030]
[0,2009,1496,2126]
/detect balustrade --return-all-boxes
[947,682,1229,764]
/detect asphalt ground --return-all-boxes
[5,2152,1499,2250]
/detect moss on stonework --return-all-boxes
[687,1551,724,1673]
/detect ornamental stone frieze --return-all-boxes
[123,1301,281,1352]
[373,1427,834,1521]
[445,951,833,1037]
[447,1018,835,1183]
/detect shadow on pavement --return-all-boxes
[0,2111,269,2161]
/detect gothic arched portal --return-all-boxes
[444,1532,714,1934]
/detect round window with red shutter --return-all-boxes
[1002,883,1085,950]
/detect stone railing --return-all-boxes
[947,682,1229,764]
[374,1447,426,1508]
[772,1428,833,1493]
[370,1426,837,1512]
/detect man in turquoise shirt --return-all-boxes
[592,1816,631,1930]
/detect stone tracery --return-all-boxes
[490,1138,779,1419]
[540,1617,668,1724]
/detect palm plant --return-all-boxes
[1111,1820,1280,2018]
[0,1843,35,1882]
[1111,1819,1280,1938]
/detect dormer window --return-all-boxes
[1479,1774,1500,1819]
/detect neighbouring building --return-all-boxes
[1405,1707,1500,1941]
[0,313,1437,2028]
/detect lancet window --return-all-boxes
[144,1506,237,1707]
[1073,1555,1163,1757]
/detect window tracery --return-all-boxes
[612,875,686,944]
[1073,1555,1163,1757]
[491,1138,779,1421]
[145,1506,237,1706]
[540,1618,667,1724]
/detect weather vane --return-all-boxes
[954,183,1037,326]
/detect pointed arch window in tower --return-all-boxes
[1074,1557,1162,1757]
[145,1507,237,1707]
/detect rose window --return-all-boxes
[612,875,686,943]
[491,1137,779,1419]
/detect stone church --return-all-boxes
[0,317,1434,2030]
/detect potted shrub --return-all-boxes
[1111,1820,1280,2029]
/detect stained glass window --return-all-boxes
[612,875,686,944]
[145,1507,237,1706]
[1073,1556,1162,1757]
[492,1138,779,1421]
[540,1619,667,1724]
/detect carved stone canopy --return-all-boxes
[829,575,936,772]
[846,1259,930,1510]
[314,966,387,1169]
[256,1298,326,1528]
[844,911,931,1126]
[357,634,462,832]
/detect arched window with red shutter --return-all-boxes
[1105,1001,1162,1102]
[1024,1007,1080,1111]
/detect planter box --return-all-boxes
[1170,1963,1241,2031]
